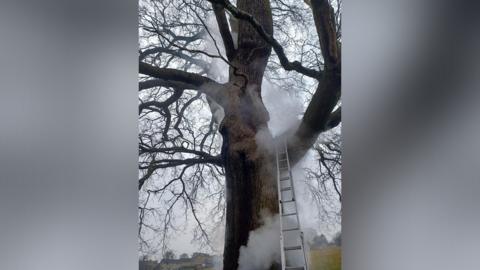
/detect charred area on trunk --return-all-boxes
[220,133,279,269]
[220,1,278,268]
[220,84,279,270]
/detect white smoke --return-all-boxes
[261,79,303,137]
[210,219,225,270]
[291,153,341,242]
[261,78,340,241]
[237,214,281,270]
[263,79,341,262]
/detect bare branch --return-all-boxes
[139,62,227,106]
[139,89,183,114]
[140,47,210,69]
[207,0,323,79]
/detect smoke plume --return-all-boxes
[261,79,303,137]
[237,214,281,270]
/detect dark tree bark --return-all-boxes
[219,1,279,269]
[289,0,341,164]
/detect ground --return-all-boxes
[309,247,341,270]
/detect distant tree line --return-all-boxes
[310,231,341,249]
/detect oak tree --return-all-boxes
[138,0,341,269]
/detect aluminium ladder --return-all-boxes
[275,140,309,270]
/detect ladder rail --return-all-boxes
[283,140,309,270]
[275,143,287,270]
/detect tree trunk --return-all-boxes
[220,110,279,270]
[220,59,279,270]
[220,1,279,269]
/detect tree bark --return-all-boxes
[288,0,341,165]
[220,117,278,270]
[220,1,280,269]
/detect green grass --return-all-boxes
[309,246,341,270]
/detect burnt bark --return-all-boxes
[220,60,280,270]
[220,119,278,270]
[220,1,280,269]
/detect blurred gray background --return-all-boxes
[343,0,480,269]
[0,1,138,269]
[0,0,479,269]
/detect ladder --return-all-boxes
[275,140,309,270]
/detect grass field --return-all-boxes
[309,246,341,270]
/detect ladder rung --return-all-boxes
[279,159,288,162]
[284,245,302,251]
[281,187,292,191]
[281,199,295,203]
[279,166,289,170]
[286,267,304,270]
[280,177,290,181]
[283,227,299,232]
[282,212,297,217]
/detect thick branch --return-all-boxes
[139,78,192,92]
[283,0,341,164]
[138,89,183,114]
[140,62,214,87]
[139,62,227,106]
[310,0,340,68]
[325,106,341,130]
[140,157,223,171]
[212,3,236,61]
[208,0,322,79]
[138,156,223,190]
[139,146,218,159]
[140,47,210,69]
[288,71,340,164]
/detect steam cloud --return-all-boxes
[237,214,281,270]
[262,79,303,137]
